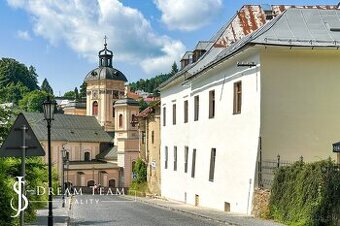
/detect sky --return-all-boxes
[0,0,338,96]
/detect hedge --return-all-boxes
[269,159,340,226]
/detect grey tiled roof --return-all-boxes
[189,8,340,79]
[162,8,340,86]
[96,145,118,160]
[252,8,340,46]
[23,112,112,143]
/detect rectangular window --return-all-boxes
[174,146,177,171]
[209,148,216,182]
[184,146,189,173]
[184,100,188,123]
[194,96,199,121]
[233,81,242,114]
[191,149,196,178]
[151,131,154,144]
[163,107,166,126]
[209,90,215,118]
[165,146,168,169]
[172,104,177,125]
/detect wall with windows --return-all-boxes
[160,48,261,214]
[85,80,125,132]
[41,141,101,186]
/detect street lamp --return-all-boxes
[42,96,56,226]
[66,159,69,197]
[61,147,67,207]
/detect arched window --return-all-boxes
[84,152,90,161]
[66,151,70,161]
[132,161,136,172]
[119,114,123,128]
[109,179,116,187]
[92,101,98,116]
[131,114,136,127]
[87,180,95,187]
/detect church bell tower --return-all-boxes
[84,38,128,132]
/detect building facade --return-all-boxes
[160,6,340,214]
[137,102,161,195]
[24,112,120,187]
[84,41,126,132]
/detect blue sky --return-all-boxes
[0,0,338,95]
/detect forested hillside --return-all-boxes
[129,62,178,93]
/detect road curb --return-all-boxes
[123,195,238,225]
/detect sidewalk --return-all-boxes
[26,196,72,226]
[124,195,285,226]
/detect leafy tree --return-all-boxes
[0,82,30,104]
[63,90,76,99]
[41,78,53,95]
[0,58,39,91]
[132,158,147,183]
[0,108,48,224]
[138,99,149,111]
[0,107,13,143]
[19,90,51,112]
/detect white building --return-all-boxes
[159,8,340,214]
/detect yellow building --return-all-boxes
[24,112,120,187]
[137,102,161,195]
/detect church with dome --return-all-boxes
[26,39,140,189]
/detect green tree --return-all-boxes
[132,158,147,183]
[0,107,13,143]
[19,90,51,112]
[129,63,177,93]
[0,58,39,91]
[79,82,87,100]
[170,61,178,76]
[28,66,39,90]
[74,87,79,100]
[63,90,76,99]
[138,99,149,111]
[41,78,53,95]
[0,82,30,104]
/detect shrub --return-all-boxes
[269,159,340,225]
[133,158,147,184]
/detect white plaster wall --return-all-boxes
[161,50,261,214]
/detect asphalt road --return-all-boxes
[69,195,222,226]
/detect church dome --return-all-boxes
[84,67,127,82]
[84,38,128,82]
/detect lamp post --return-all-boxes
[42,96,56,226]
[66,160,69,197]
[61,147,66,208]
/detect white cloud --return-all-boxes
[154,0,223,31]
[17,30,32,41]
[6,0,185,75]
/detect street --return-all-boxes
[69,195,221,226]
